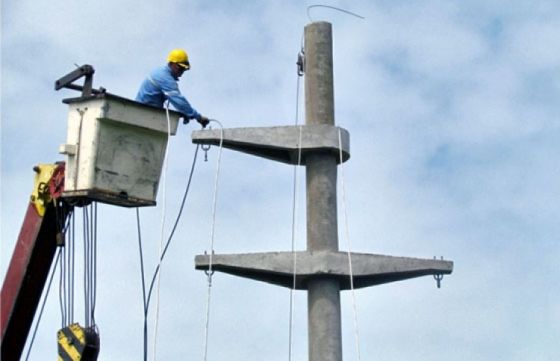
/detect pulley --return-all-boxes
[297,50,305,76]
[57,323,100,361]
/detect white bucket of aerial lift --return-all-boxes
[59,93,182,207]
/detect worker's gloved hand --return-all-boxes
[182,116,190,124]
[198,115,210,128]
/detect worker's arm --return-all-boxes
[164,83,209,127]
[157,75,201,121]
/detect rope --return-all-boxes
[136,208,149,361]
[288,53,304,361]
[338,129,362,361]
[288,125,303,361]
[137,144,200,361]
[152,102,173,361]
[202,119,224,361]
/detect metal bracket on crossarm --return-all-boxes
[433,256,446,288]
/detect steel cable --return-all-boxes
[137,143,201,361]
[24,249,62,361]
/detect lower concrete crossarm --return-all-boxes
[195,251,453,290]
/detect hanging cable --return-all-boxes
[83,205,91,327]
[137,143,201,361]
[288,125,303,361]
[59,205,76,329]
[202,119,224,361]
[25,248,62,361]
[338,129,362,361]
[136,208,148,361]
[59,234,66,327]
[83,206,89,327]
[82,202,98,328]
[152,102,173,361]
[145,144,201,308]
[68,210,75,324]
[88,202,98,327]
[93,202,98,326]
[288,45,304,361]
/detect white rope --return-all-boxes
[288,61,304,361]
[152,102,172,361]
[288,125,303,361]
[338,128,362,361]
[203,119,224,361]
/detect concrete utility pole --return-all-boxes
[192,22,453,361]
[304,22,342,361]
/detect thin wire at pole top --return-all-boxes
[307,5,365,22]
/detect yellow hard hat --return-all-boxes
[167,49,190,69]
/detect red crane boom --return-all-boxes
[1,163,67,361]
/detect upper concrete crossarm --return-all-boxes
[191,125,350,165]
[195,251,453,290]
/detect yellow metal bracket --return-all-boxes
[30,164,58,216]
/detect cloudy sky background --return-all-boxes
[2,0,559,360]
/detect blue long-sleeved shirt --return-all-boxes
[135,65,201,120]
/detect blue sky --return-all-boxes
[2,1,559,360]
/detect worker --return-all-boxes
[136,48,210,127]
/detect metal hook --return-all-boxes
[203,250,215,277]
[204,269,215,277]
[201,144,211,162]
[433,274,444,288]
[200,126,213,161]
[433,256,445,288]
